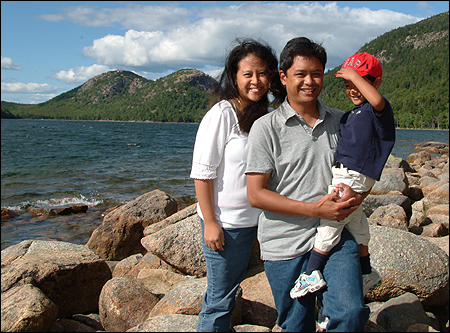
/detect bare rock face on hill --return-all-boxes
[173,69,217,91]
[77,70,150,104]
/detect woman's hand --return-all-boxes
[203,221,225,251]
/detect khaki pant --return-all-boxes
[315,165,376,252]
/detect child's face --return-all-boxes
[343,77,374,106]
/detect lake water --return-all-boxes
[1,119,448,250]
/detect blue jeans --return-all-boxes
[197,219,257,332]
[264,228,370,332]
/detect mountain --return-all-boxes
[2,11,448,128]
[1,69,217,123]
[321,11,449,129]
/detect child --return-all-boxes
[290,52,396,299]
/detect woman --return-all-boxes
[190,38,285,332]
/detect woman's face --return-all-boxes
[235,54,270,107]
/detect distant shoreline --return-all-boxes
[2,118,449,131]
[395,127,449,132]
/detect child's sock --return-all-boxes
[360,254,372,275]
[306,250,329,275]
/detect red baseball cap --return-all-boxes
[338,52,382,78]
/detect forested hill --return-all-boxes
[1,69,217,123]
[1,11,449,128]
[321,11,448,129]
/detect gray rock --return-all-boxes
[372,168,409,196]
[141,214,206,277]
[27,205,88,216]
[370,293,436,332]
[148,277,206,317]
[233,324,272,332]
[385,155,415,172]
[113,252,182,279]
[137,269,194,299]
[99,277,159,332]
[1,284,59,332]
[87,190,179,261]
[126,314,198,332]
[144,203,197,236]
[367,226,449,307]
[1,240,111,318]
[369,204,409,231]
[423,183,449,208]
[51,318,96,332]
[423,235,449,256]
[239,268,278,329]
[407,151,431,167]
[71,313,104,331]
[362,195,411,220]
[413,142,449,155]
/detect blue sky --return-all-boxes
[1,1,448,104]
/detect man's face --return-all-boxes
[280,55,324,109]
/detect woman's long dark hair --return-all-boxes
[211,38,286,133]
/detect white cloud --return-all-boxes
[38,4,191,30]
[1,82,60,94]
[51,64,111,84]
[1,56,22,70]
[77,2,421,73]
[24,93,58,104]
[1,74,12,82]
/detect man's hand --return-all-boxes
[314,191,359,221]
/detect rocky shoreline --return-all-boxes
[1,141,449,332]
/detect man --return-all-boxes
[246,37,370,331]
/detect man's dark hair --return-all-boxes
[280,37,327,75]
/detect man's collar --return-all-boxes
[279,97,331,123]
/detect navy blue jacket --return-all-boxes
[334,96,395,181]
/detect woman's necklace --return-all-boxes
[235,98,245,114]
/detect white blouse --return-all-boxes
[190,100,262,229]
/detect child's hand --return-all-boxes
[333,183,356,202]
[334,67,360,81]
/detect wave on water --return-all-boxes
[5,195,105,212]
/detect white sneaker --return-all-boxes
[290,270,327,299]
[363,268,382,295]
[317,304,330,330]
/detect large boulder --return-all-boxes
[87,190,178,261]
[369,204,409,231]
[366,226,449,307]
[126,314,199,332]
[136,269,194,299]
[99,277,160,332]
[413,142,449,155]
[423,183,449,208]
[143,203,197,236]
[1,284,59,332]
[239,267,278,329]
[1,240,111,319]
[369,293,437,332]
[362,195,411,220]
[141,214,206,277]
[148,278,207,317]
[372,168,409,196]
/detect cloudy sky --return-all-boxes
[1,1,448,104]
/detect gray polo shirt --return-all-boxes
[246,98,344,260]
